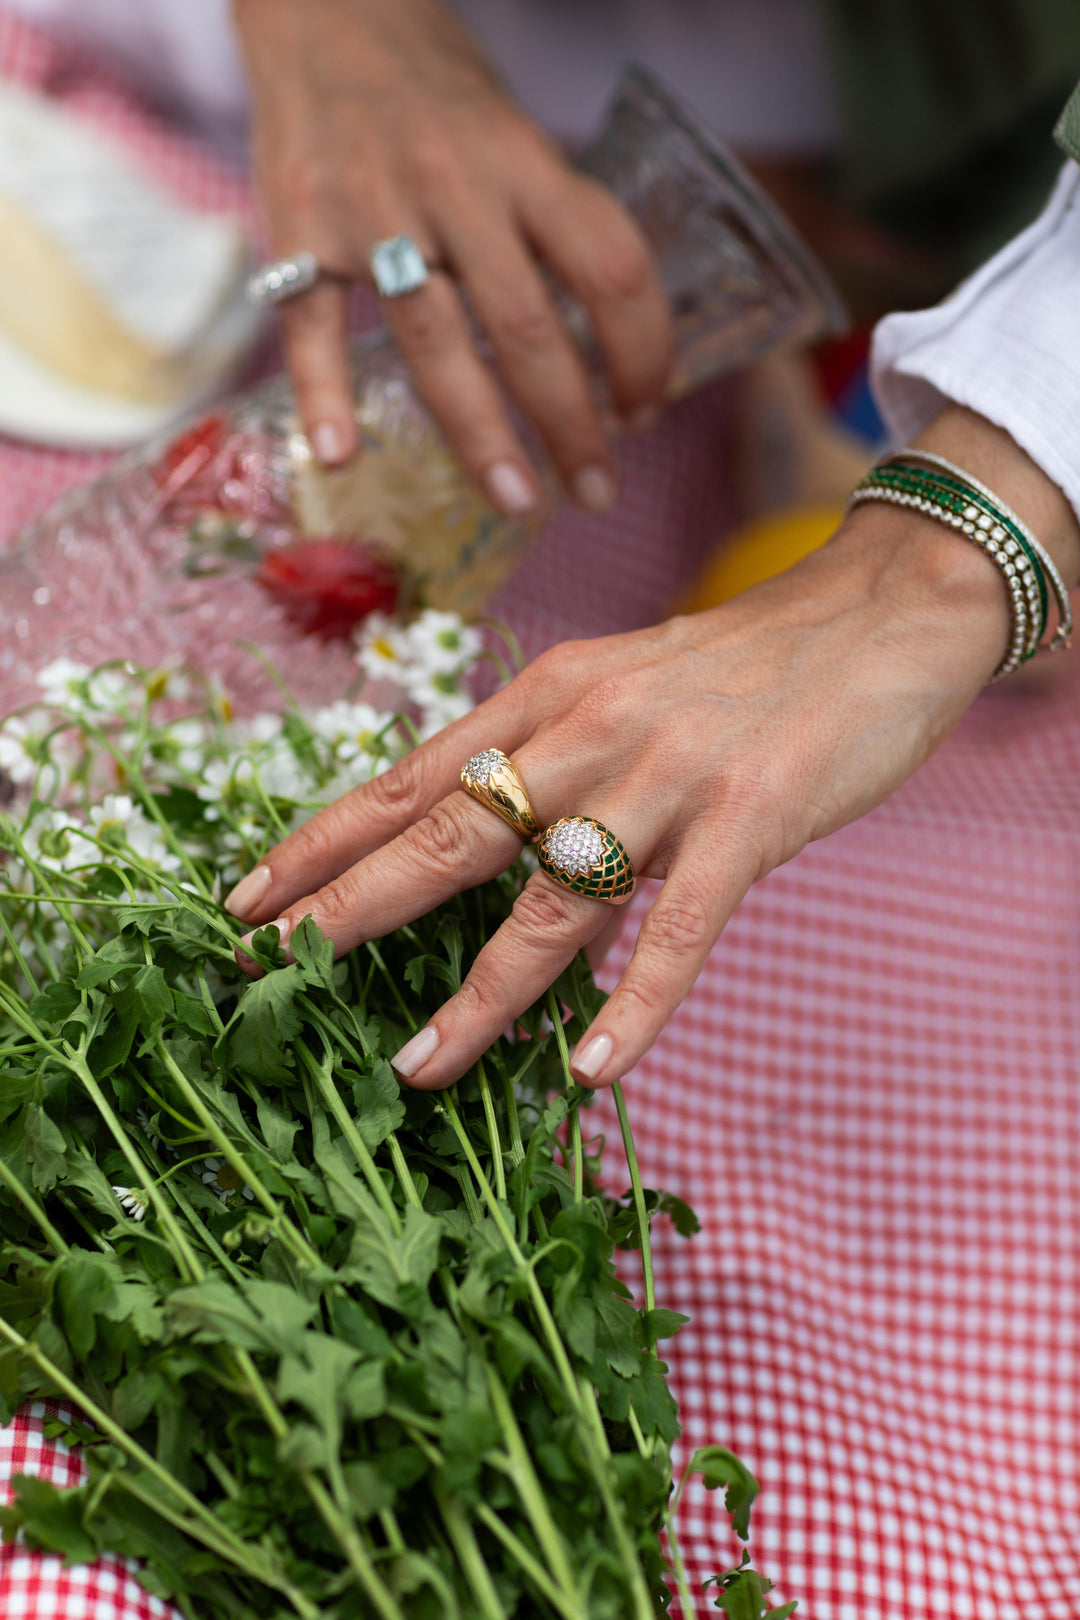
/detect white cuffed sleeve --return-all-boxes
[871,162,1080,522]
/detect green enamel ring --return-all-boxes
[537,816,636,904]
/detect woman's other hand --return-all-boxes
[233,0,672,513]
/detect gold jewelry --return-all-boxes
[537,816,636,903]
[460,749,540,842]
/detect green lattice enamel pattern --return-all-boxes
[538,816,636,902]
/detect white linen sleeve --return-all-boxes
[871,162,1080,521]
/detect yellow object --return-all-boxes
[676,504,845,614]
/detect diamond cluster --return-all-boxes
[463,750,506,788]
[543,818,604,876]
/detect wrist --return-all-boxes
[815,499,1011,684]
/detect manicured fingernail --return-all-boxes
[625,404,658,434]
[392,1024,440,1078]
[238,916,292,963]
[485,460,536,515]
[225,863,271,919]
[311,420,347,465]
[571,1031,613,1081]
[572,465,617,512]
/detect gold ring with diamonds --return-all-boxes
[460,749,540,842]
[537,816,636,903]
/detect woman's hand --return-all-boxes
[233,0,671,512]
[225,408,1079,1091]
[228,463,1028,1094]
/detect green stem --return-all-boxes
[474,1504,582,1620]
[612,1081,656,1319]
[476,1056,507,1203]
[297,1039,400,1227]
[485,1368,581,1608]
[0,1157,70,1255]
[70,1056,203,1282]
[439,1096,654,1620]
[154,1041,319,1269]
[296,994,422,1209]
[546,991,583,1204]
[433,1481,509,1620]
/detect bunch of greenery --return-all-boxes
[0,654,793,1618]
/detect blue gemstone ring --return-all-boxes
[369,234,431,299]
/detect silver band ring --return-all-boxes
[370,234,431,299]
[246,251,320,308]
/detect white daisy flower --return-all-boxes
[19,807,88,872]
[201,1157,256,1207]
[112,1185,148,1221]
[80,795,182,873]
[35,657,92,709]
[400,610,483,676]
[307,699,390,765]
[0,717,46,785]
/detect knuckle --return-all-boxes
[512,878,583,939]
[451,971,497,1022]
[365,759,425,821]
[284,804,352,870]
[315,870,359,925]
[392,295,460,360]
[637,893,713,960]
[406,799,481,877]
[589,238,652,305]
[402,130,458,192]
[492,296,560,358]
[612,973,661,1020]
[272,156,327,218]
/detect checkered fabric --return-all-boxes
[3,12,1080,1620]
[0,1403,177,1619]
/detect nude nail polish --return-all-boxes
[311,420,346,465]
[572,465,617,512]
[571,1031,613,1081]
[225,863,271,919]
[392,1025,439,1078]
[485,460,536,515]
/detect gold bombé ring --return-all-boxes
[460,749,540,843]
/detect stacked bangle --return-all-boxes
[847,450,1073,682]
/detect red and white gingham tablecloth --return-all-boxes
[3,15,1080,1618]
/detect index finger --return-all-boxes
[224,684,531,925]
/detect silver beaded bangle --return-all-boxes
[887,449,1073,655]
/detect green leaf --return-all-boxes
[344,1201,442,1313]
[24,1103,66,1193]
[3,1475,97,1564]
[628,1353,680,1443]
[224,963,305,1083]
[256,1095,300,1163]
[278,1333,360,1450]
[640,1307,690,1345]
[289,914,336,992]
[705,1551,797,1618]
[351,1059,406,1152]
[690,1445,761,1540]
[26,980,80,1023]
